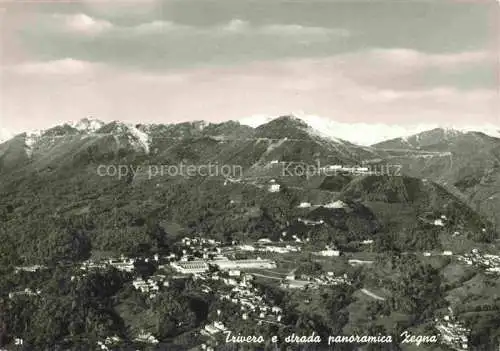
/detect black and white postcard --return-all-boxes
[1,0,499,350]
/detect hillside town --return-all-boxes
[457,249,500,275]
[435,308,470,351]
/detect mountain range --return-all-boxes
[1,114,499,263]
[239,113,500,146]
[3,114,500,145]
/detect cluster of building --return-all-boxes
[133,331,159,345]
[80,255,146,273]
[195,270,283,349]
[281,272,351,290]
[132,275,170,299]
[96,336,121,350]
[314,246,341,257]
[262,245,301,253]
[435,308,469,351]
[297,218,325,226]
[170,257,277,275]
[175,236,227,262]
[316,272,352,286]
[8,288,41,299]
[81,252,181,274]
[297,200,347,209]
[201,321,228,338]
[239,242,301,254]
[220,275,283,323]
[457,249,500,275]
[200,321,229,351]
[196,273,285,351]
[170,237,280,275]
[14,265,46,273]
[181,237,220,248]
[80,260,108,271]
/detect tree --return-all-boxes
[390,256,445,322]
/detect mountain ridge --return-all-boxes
[3,115,499,147]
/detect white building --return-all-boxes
[320,250,340,257]
[316,249,340,257]
[133,278,150,293]
[201,321,227,336]
[134,332,159,344]
[434,219,445,227]
[108,258,135,272]
[171,260,209,274]
[298,218,324,225]
[264,246,290,254]
[269,184,281,192]
[239,245,256,251]
[213,259,276,271]
[298,202,312,208]
[14,265,46,273]
[324,200,347,209]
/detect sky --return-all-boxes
[1,0,499,140]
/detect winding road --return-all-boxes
[361,288,385,301]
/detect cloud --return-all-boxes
[48,14,348,40]
[312,49,496,90]
[132,20,190,34]
[3,54,497,135]
[220,19,349,37]
[50,15,190,36]
[6,59,101,75]
[0,128,13,143]
[53,14,113,35]
[80,0,159,17]
[366,48,491,68]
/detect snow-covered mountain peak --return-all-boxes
[240,113,435,145]
[71,117,105,133]
[456,125,500,139]
[24,130,43,158]
[127,124,151,154]
[242,113,348,144]
[97,121,151,154]
[239,113,500,146]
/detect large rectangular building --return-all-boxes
[171,260,209,274]
[212,259,277,270]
